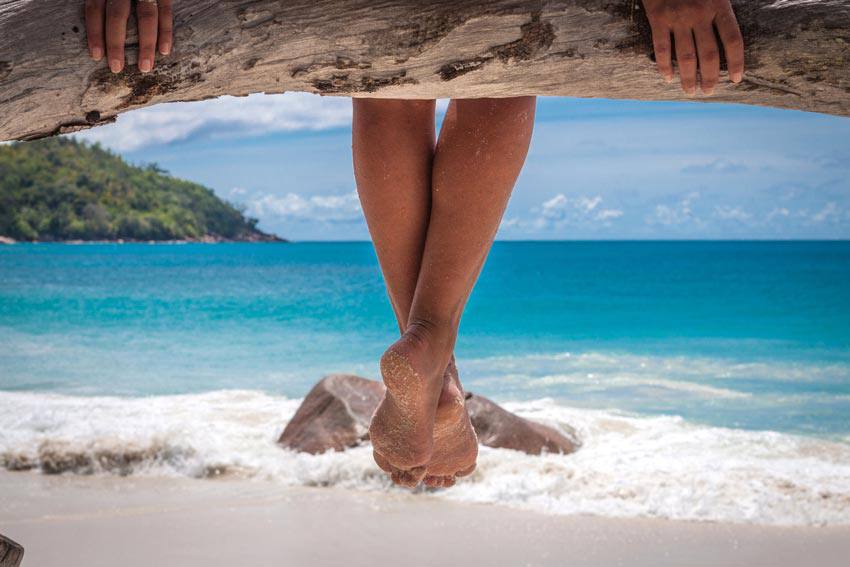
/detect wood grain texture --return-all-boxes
[1,0,848,141]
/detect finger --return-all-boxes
[715,5,744,83]
[694,24,720,95]
[136,0,158,72]
[673,27,698,96]
[105,0,131,73]
[85,0,106,60]
[650,22,674,82]
[158,0,174,55]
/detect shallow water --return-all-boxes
[1,241,849,525]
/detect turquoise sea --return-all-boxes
[2,241,850,525]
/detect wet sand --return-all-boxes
[1,471,848,567]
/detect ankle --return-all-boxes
[405,317,455,351]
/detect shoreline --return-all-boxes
[0,237,287,245]
[2,471,849,567]
[3,389,850,527]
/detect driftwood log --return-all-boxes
[0,0,848,142]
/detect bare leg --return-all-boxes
[372,96,536,486]
[353,99,481,488]
[352,99,434,336]
[354,99,461,487]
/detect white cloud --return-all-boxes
[681,159,748,174]
[249,191,362,224]
[499,217,520,230]
[575,195,603,213]
[540,194,621,223]
[714,206,752,222]
[652,192,700,225]
[73,93,353,152]
[811,202,841,223]
[502,194,623,234]
[596,209,624,221]
[72,93,451,153]
[767,207,790,221]
[540,194,569,219]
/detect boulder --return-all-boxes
[278,374,384,454]
[280,375,579,456]
[466,393,577,455]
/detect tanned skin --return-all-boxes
[86,0,744,488]
[85,0,173,73]
[642,0,744,95]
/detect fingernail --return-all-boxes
[139,58,152,73]
[109,59,122,73]
[731,71,743,83]
[160,43,171,55]
[664,74,674,83]
[91,47,103,60]
[703,86,715,96]
[685,87,696,97]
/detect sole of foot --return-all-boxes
[422,360,478,488]
[369,326,450,488]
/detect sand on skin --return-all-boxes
[1,471,849,567]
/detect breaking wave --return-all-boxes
[1,390,849,526]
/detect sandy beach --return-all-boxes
[1,471,849,567]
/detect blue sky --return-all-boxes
[76,94,850,241]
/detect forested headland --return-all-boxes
[0,138,280,242]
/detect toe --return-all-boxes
[373,450,393,473]
[442,476,456,488]
[403,465,427,488]
[383,459,426,488]
[423,475,440,488]
[407,465,427,485]
[397,470,414,487]
[396,470,420,488]
[456,463,476,477]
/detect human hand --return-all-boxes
[85,0,173,74]
[642,0,744,96]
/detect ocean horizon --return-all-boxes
[2,241,849,526]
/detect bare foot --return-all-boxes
[423,358,478,488]
[369,323,452,488]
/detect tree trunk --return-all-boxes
[1,0,848,142]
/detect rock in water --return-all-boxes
[279,375,578,456]
[465,393,578,455]
[278,374,385,454]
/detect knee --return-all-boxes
[447,97,536,130]
[353,98,436,120]
[454,96,535,113]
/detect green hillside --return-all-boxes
[0,138,280,242]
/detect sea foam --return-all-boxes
[1,390,849,526]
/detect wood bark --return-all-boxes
[1,0,848,142]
